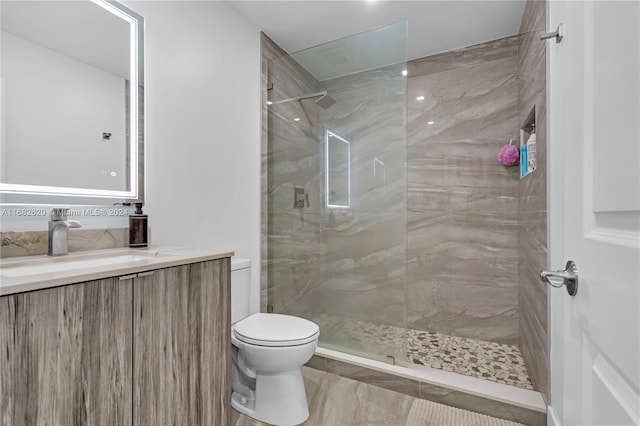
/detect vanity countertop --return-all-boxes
[0,247,234,296]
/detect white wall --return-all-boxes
[126,1,262,312]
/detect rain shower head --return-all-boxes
[314,93,336,109]
[271,90,336,110]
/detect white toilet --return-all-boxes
[231,257,319,426]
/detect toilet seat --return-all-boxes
[233,313,320,347]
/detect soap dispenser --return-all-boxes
[129,202,148,248]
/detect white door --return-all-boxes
[548,1,640,425]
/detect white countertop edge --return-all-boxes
[0,247,234,296]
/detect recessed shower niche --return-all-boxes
[520,106,537,179]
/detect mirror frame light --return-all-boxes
[0,0,144,200]
[325,128,351,209]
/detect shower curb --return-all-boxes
[306,351,546,426]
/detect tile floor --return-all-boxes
[231,367,525,426]
[232,367,414,426]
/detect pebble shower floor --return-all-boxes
[316,314,534,390]
[407,330,533,389]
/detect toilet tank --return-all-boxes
[231,257,252,324]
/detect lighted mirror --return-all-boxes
[325,129,350,209]
[0,0,144,200]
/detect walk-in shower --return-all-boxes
[263,13,547,422]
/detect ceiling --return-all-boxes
[229,1,526,62]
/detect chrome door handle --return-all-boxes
[541,260,578,296]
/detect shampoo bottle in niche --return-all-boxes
[526,123,537,173]
[129,202,148,248]
[520,142,528,178]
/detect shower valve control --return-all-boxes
[294,187,310,208]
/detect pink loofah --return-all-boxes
[498,139,519,166]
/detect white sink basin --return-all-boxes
[0,250,167,278]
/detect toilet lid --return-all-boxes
[233,313,320,347]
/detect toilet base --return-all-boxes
[231,368,309,426]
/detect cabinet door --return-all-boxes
[133,259,231,425]
[0,278,133,426]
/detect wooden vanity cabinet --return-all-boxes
[133,260,231,425]
[0,258,231,426]
[0,277,132,426]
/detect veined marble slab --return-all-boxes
[0,227,129,258]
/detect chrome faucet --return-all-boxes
[48,208,82,256]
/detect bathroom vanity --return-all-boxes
[0,2,236,423]
[0,248,232,425]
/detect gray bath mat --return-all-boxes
[406,399,525,426]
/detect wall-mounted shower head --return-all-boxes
[314,93,336,109]
[271,90,336,109]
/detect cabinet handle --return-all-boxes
[119,271,155,280]
[119,274,138,281]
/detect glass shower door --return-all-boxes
[267,22,408,365]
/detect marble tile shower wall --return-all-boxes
[407,36,521,347]
[517,0,548,400]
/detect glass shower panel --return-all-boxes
[267,22,408,365]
